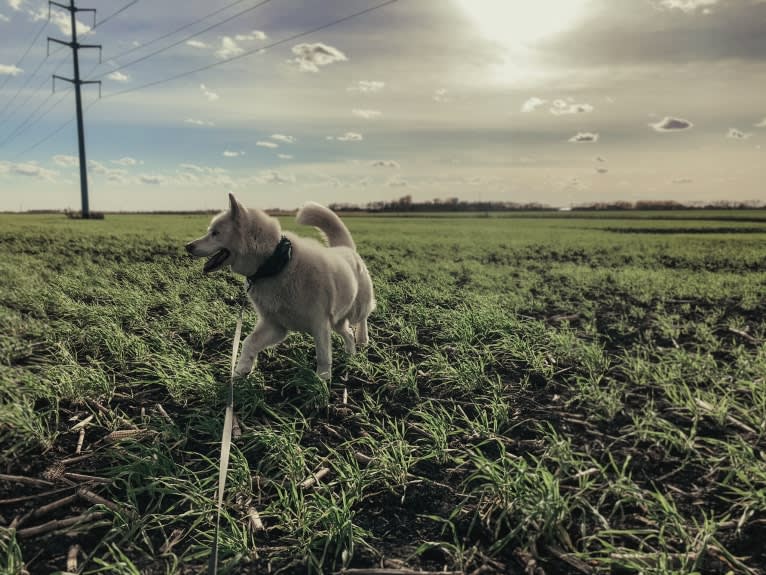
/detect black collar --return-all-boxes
[247,236,292,289]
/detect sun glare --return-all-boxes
[453,0,588,84]
[454,0,587,47]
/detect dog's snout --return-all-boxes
[185,242,195,254]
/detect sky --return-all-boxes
[0,0,764,211]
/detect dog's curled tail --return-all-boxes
[296,202,356,250]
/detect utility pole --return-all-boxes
[48,0,101,218]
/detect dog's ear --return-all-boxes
[228,193,244,220]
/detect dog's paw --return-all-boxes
[234,358,254,378]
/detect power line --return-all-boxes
[102,0,398,100]
[94,0,139,29]
[0,17,50,93]
[13,0,399,160]
[97,0,255,66]
[0,47,68,128]
[93,0,276,80]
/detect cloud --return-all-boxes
[568,132,600,143]
[672,177,693,184]
[347,80,385,94]
[271,134,295,144]
[0,13,8,21]
[184,118,215,127]
[235,30,266,41]
[256,170,295,184]
[200,83,219,101]
[5,161,57,180]
[550,99,594,115]
[352,108,382,119]
[107,71,129,82]
[596,167,609,174]
[655,0,718,12]
[223,150,245,157]
[179,163,204,173]
[288,42,347,72]
[433,88,449,103]
[595,156,606,162]
[110,157,139,166]
[0,64,22,76]
[32,8,90,36]
[650,116,693,131]
[334,132,363,142]
[139,174,163,185]
[277,154,293,160]
[371,160,400,168]
[521,97,546,113]
[387,176,408,187]
[107,169,129,184]
[256,141,278,148]
[215,36,244,59]
[727,128,751,139]
[52,154,78,167]
[754,117,766,128]
[8,0,24,10]
[186,40,208,49]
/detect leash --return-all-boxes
[207,307,244,575]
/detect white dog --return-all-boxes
[186,194,375,381]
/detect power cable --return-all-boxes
[93,0,276,80]
[102,0,398,100]
[0,17,49,93]
[94,0,139,30]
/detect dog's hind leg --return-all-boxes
[313,325,333,381]
[235,320,287,377]
[354,318,369,346]
[333,319,356,355]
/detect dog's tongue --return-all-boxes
[203,249,230,273]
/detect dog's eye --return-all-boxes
[211,230,219,237]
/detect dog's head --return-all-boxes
[185,193,280,274]
[185,193,246,273]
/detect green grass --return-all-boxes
[1,211,765,574]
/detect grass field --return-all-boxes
[1,211,766,574]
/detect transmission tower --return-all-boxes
[48,0,101,218]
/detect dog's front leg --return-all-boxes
[314,327,332,381]
[235,320,287,377]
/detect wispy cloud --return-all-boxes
[235,30,266,41]
[433,88,449,103]
[110,157,139,166]
[8,0,24,10]
[672,177,693,184]
[288,42,347,72]
[186,39,208,49]
[655,0,718,13]
[184,118,215,127]
[215,36,244,59]
[0,12,9,21]
[200,83,219,101]
[650,116,693,132]
[550,99,594,115]
[371,160,399,168]
[223,150,245,157]
[0,64,22,76]
[727,128,751,139]
[52,154,78,167]
[754,117,766,128]
[328,132,363,142]
[139,174,164,185]
[568,132,600,143]
[347,80,385,94]
[256,141,278,148]
[256,169,295,184]
[107,71,130,82]
[3,161,58,181]
[352,109,382,119]
[277,154,293,160]
[270,134,295,144]
[521,97,546,113]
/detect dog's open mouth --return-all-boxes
[203,249,230,273]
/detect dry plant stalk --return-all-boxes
[247,506,265,531]
[300,467,330,489]
[70,415,94,431]
[67,544,80,572]
[75,428,85,454]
